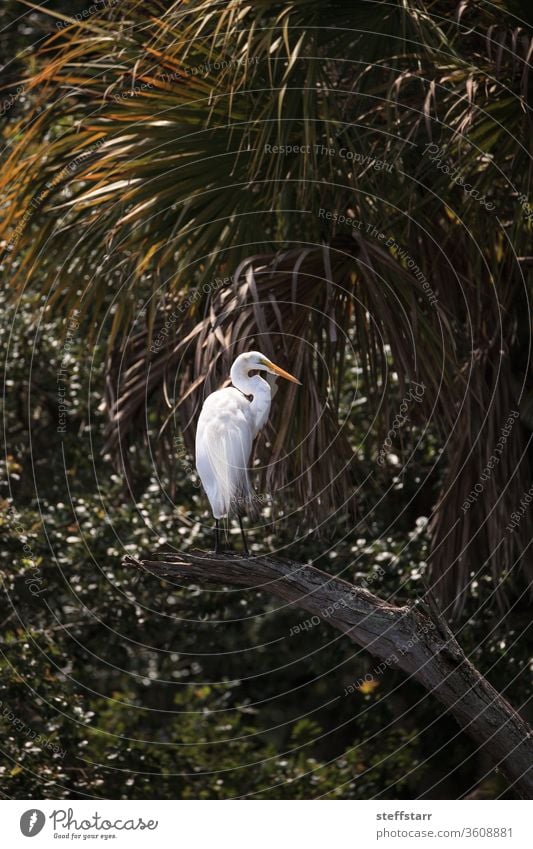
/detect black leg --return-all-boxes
[214,519,221,554]
[237,514,249,556]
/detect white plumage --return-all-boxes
[195,386,255,519]
[195,351,301,552]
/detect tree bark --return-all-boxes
[123,550,533,798]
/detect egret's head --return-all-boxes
[237,351,302,385]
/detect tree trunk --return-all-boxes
[123,550,533,798]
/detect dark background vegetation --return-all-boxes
[0,0,531,799]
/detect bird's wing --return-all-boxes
[195,388,254,518]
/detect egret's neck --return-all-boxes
[230,361,272,436]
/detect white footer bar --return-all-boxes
[3,799,530,848]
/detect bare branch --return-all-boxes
[123,550,533,798]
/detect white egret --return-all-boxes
[195,351,301,554]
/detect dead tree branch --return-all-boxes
[123,550,533,798]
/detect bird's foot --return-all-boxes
[214,544,233,555]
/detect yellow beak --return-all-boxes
[263,359,302,385]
